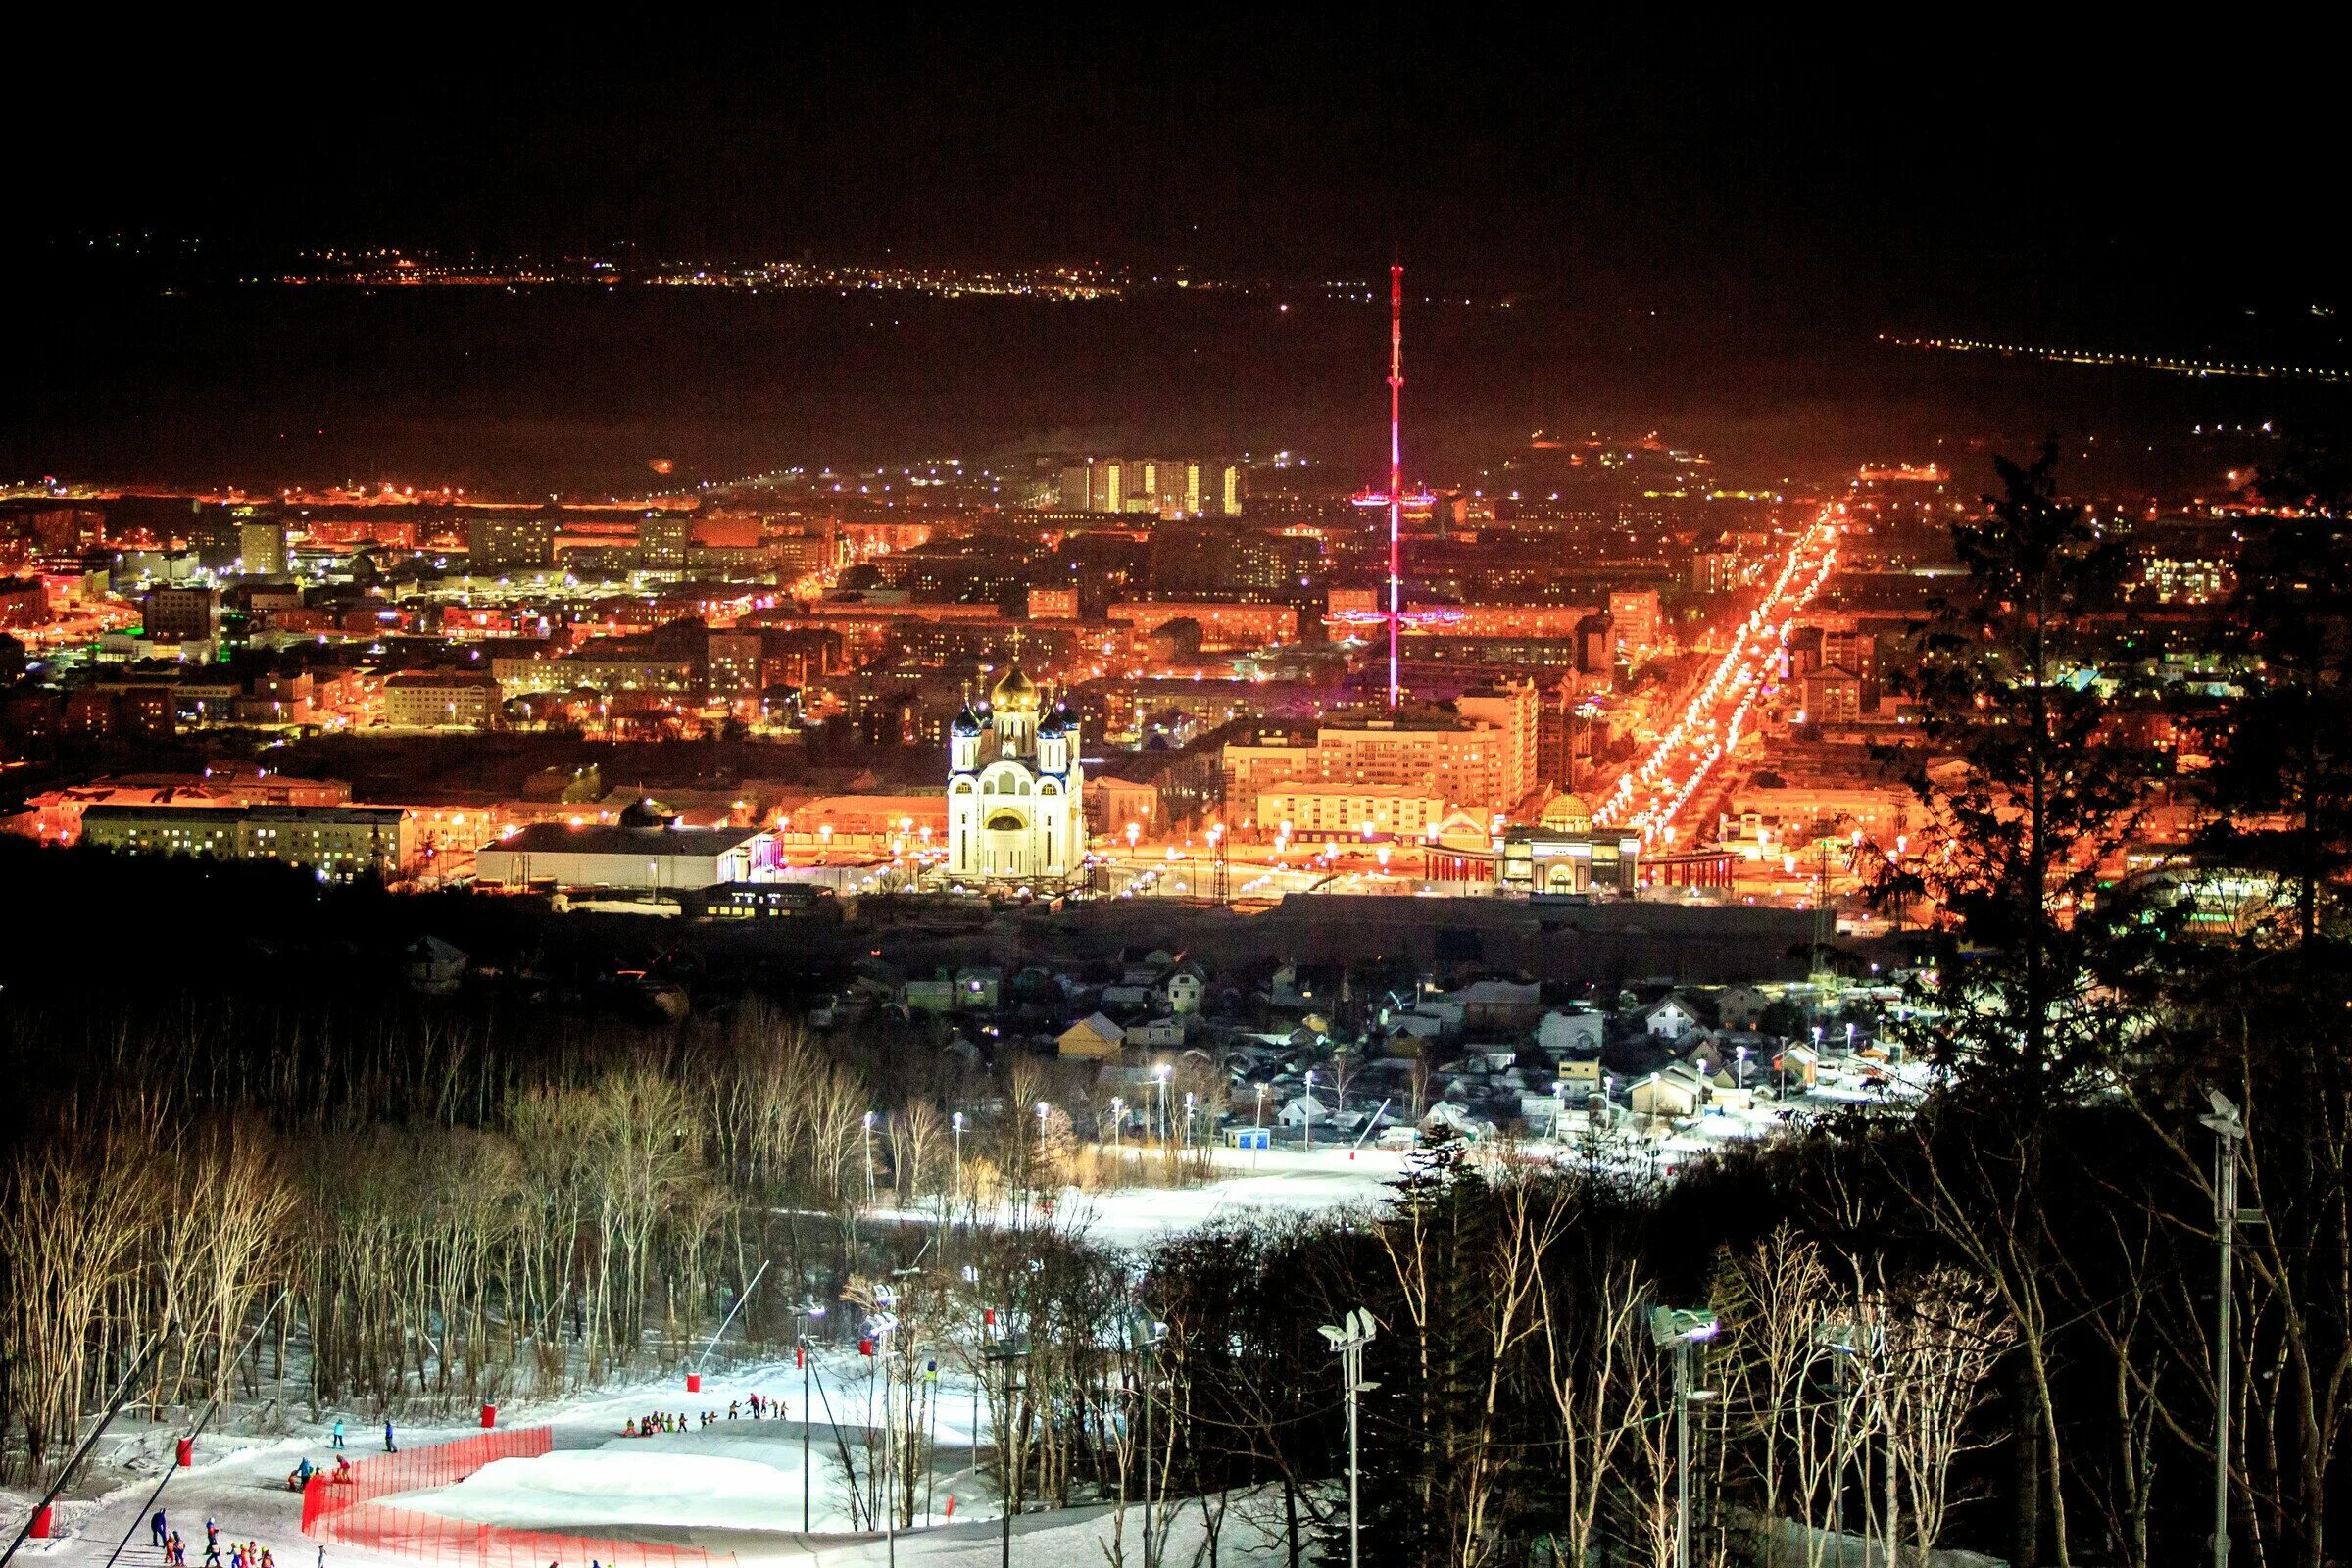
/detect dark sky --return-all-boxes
[6,23,2342,494]
[17,21,2338,319]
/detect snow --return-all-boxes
[402,1448,861,1539]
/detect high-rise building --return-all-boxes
[236,520,288,576]
[468,515,558,572]
[1221,682,1539,823]
[639,514,690,568]
[141,586,219,641]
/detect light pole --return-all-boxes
[1110,1097,1124,1155]
[1183,1092,1195,1152]
[1816,1318,1878,1568]
[863,1110,878,1205]
[952,1111,965,1216]
[800,1300,827,1533]
[1318,1309,1379,1568]
[1303,1069,1316,1151]
[1035,1101,1051,1214]
[1650,1307,1720,1568]
[1153,1064,1171,1147]
[1125,1312,1166,1568]
[2201,1089,2261,1568]
[981,1335,1031,1568]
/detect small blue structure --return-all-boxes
[1227,1127,1270,1151]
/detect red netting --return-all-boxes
[302,1428,738,1568]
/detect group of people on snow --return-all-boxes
[622,1393,785,1437]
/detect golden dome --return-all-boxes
[1540,792,1593,832]
[990,664,1040,712]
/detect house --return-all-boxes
[1125,1016,1186,1050]
[1451,978,1546,1035]
[1100,983,1156,1011]
[403,935,467,996]
[1775,1041,1821,1088]
[1161,966,1206,1015]
[1270,963,1341,1009]
[903,976,958,1013]
[1057,1013,1125,1059]
[1279,1094,1353,1134]
[1420,1101,1494,1141]
[1630,1062,1708,1119]
[1714,985,1770,1031]
[1643,994,1712,1041]
[1553,1056,1602,1095]
[1536,1009,1605,1057]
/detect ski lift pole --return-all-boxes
[2,1325,173,1568]
[102,1292,290,1568]
[696,1259,771,1372]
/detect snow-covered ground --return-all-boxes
[5,1353,1298,1568]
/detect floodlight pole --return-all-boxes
[1674,1333,1694,1568]
[2203,1092,2260,1568]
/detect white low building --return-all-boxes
[475,822,775,891]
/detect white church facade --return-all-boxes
[947,664,1088,886]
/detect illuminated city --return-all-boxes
[0,26,2345,1568]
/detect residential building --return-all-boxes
[79,804,412,880]
[383,670,502,729]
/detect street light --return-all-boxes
[1649,1307,1720,1568]
[1303,1069,1316,1152]
[952,1111,965,1210]
[2201,1088,2262,1568]
[1318,1308,1379,1568]
[1152,1063,1171,1146]
[1110,1097,1124,1154]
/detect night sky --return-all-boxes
[7,24,2344,492]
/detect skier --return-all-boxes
[384,1420,397,1453]
[331,1419,345,1450]
[152,1511,169,1549]
[727,1400,740,1420]
[205,1521,219,1553]
[317,1547,326,1568]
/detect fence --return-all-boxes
[303,1428,739,1568]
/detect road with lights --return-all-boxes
[1592,509,1841,846]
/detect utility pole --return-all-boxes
[2201,1089,2260,1568]
[1319,1309,1379,1568]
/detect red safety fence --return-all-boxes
[303,1428,738,1568]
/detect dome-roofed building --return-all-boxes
[1539,791,1594,834]
[948,663,1086,886]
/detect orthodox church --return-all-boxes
[947,663,1087,885]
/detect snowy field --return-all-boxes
[5,1352,1298,1568]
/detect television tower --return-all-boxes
[1385,263,1404,710]
[1349,263,1430,707]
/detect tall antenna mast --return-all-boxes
[1386,263,1404,710]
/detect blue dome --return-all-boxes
[1037,706,1072,736]
[951,704,986,736]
